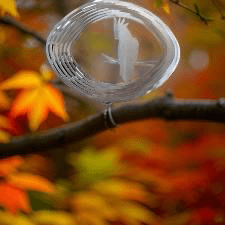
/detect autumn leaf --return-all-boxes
[92,178,148,202]
[163,2,170,14]
[31,210,74,225]
[0,91,11,109]
[0,129,11,143]
[0,156,23,177]
[0,211,35,225]
[0,0,19,17]
[117,201,156,225]
[72,191,117,221]
[0,66,69,131]
[0,156,56,214]
[0,71,42,90]
[0,115,13,143]
[0,183,31,214]
[68,146,120,187]
[155,0,170,14]
[9,173,55,193]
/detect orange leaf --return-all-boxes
[6,69,69,131]
[163,2,170,14]
[10,89,39,117]
[44,84,69,122]
[0,71,41,90]
[0,91,11,109]
[0,156,23,177]
[0,183,31,214]
[0,0,19,17]
[27,87,49,131]
[0,115,11,130]
[9,173,55,193]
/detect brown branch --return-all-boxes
[169,0,214,24]
[0,16,46,45]
[0,95,225,158]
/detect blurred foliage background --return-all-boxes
[0,0,225,224]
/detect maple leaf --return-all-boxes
[0,156,23,177]
[0,156,56,214]
[0,183,31,214]
[9,173,55,193]
[0,66,69,131]
[0,0,19,17]
[155,0,170,14]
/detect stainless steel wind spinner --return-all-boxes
[46,0,180,103]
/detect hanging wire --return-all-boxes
[104,102,117,129]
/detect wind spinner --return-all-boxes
[46,0,180,103]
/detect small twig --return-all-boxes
[0,16,46,45]
[0,95,225,158]
[169,0,213,24]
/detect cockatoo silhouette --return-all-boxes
[113,17,139,83]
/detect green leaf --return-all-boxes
[29,191,54,211]
[154,0,164,8]
[68,146,120,188]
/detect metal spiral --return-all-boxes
[46,0,180,103]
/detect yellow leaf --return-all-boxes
[4,69,69,131]
[9,173,55,193]
[72,191,117,221]
[10,84,68,131]
[77,211,109,225]
[0,91,11,109]
[27,87,48,131]
[73,191,107,210]
[163,2,170,14]
[93,179,148,201]
[0,130,11,143]
[11,89,39,117]
[31,210,75,225]
[40,64,55,81]
[0,0,19,17]
[44,84,69,122]
[0,71,41,90]
[0,212,35,225]
[117,202,156,225]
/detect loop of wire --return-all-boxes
[104,103,117,129]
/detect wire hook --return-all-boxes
[104,102,117,129]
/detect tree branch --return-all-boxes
[0,17,46,45]
[169,0,214,24]
[0,95,225,158]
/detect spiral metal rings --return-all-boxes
[46,0,180,103]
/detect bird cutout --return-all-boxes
[103,18,161,83]
[113,17,139,83]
